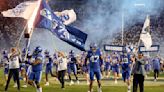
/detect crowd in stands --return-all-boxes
[112,11,164,46]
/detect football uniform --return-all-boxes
[104,56,111,71]
[53,53,58,72]
[81,53,89,73]
[26,57,32,77]
[67,55,77,74]
[29,53,43,82]
[111,55,120,74]
[20,52,26,71]
[121,54,131,81]
[1,55,9,74]
[87,49,103,81]
[144,57,151,72]
[152,58,161,70]
[45,55,54,74]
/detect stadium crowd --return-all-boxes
[112,10,164,46]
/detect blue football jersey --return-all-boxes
[68,55,77,65]
[121,55,131,72]
[45,55,53,68]
[105,56,111,68]
[1,55,9,68]
[32,53,43,72]
[152,58,160,70]
[111,56,119,68]
[87,49,102,71]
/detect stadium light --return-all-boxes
[134,3,145,7]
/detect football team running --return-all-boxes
[0,43,163,92]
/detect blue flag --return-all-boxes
[36,0,87,51]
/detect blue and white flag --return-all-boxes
[140,15,152,50]
[55,9,77,25]
[36,0,87,51]
[2,0,38,19]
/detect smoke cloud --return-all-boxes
[30,0,164,52]
[82,0,164,46]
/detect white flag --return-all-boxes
[140,15,152,50]
[54,9,77,25]
[1,1,38,19]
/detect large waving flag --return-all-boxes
[1,0,87,51]
[140,15,152,50]
[1,1,38,19]
[2,0,42,38]
[37,0,87,50]
[36,0,87,51]
[55,9,77,25]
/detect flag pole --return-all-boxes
[121,12,124,46]
[137,34,141,48]
[16,23,28,48]
[23,0,42,58]
[15,23,28,58]
[23,28,34,61]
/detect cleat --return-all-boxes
[22,84,27,88]
[77,80,80,84]
[69,80,74,86]
[13,83,17,88]
[98,87,102,92]
[114,80,118,84]
[44,82,49,86]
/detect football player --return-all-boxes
[0,50,9,84]
[111,52,120,84]
[104,53,111,78]
[67,50,79,85]
[44,50,56,86]
[86,43,104,92]
[120,52,132,92]
[28,46,43,92]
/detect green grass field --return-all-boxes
[0,69,164,92]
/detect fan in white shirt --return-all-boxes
[56,51,68,89]
[57,56,68,71]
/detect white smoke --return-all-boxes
[30,0,164,52]
[30,28,79,54]
[81,0,164,46]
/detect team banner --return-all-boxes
[104,45,125,52]
[36,0,87,51]
[55,9,77,25]
[1,0,38,19]
[139,45,160,52]
[140,15,152,50]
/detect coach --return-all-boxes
[132,52,146,92]
[5,47,20,92]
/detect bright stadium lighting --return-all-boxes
[134,3,145,7]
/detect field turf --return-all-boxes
[0,69,164,92]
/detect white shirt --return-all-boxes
[9,54,20,69]
[57,57,68,71]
